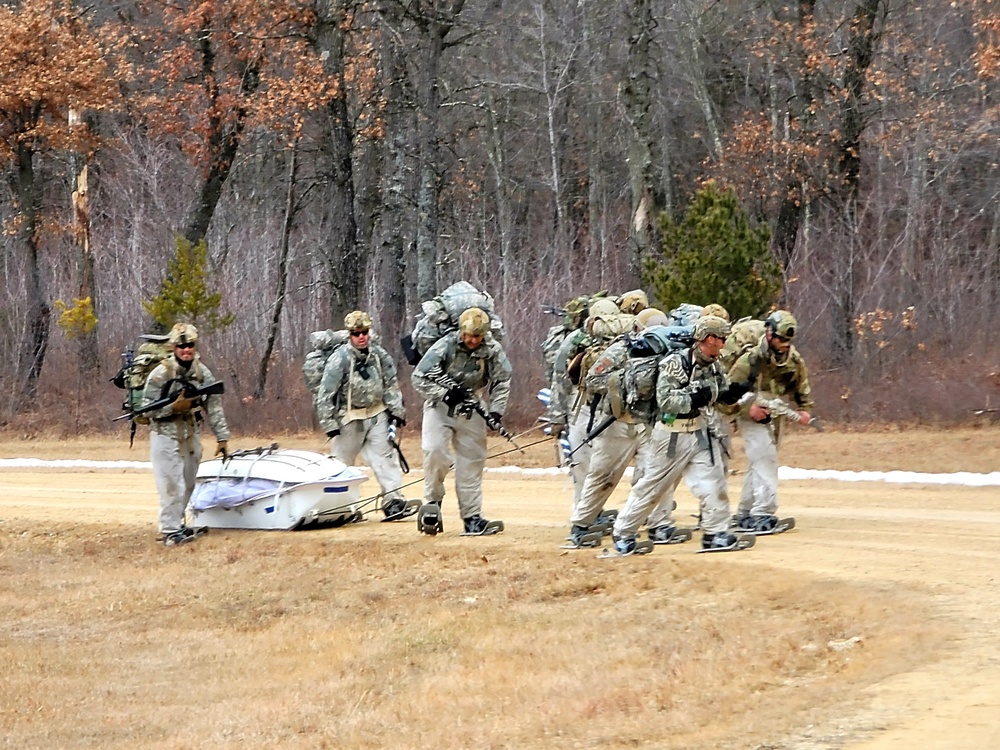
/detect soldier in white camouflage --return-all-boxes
[412,307,512,535]
[724,309,814,532]
[316,311,412,521]
[611,315,752,553]
[143,323,229,547]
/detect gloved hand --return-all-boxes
[548,421,566,439]
[489,412,503,427]
[172,392,194,414]
[717,380,752,405]
[688,385,714,410]
[443,386,471,408]
[215,440,229,460]
[326,429,341,439]
[388,414,406,428]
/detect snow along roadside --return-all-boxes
[1,458,999,487]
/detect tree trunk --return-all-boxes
[182,29,259,246]
[14,141,50,406]
[71,155,99,377]
[255,145,298,400]
[315,1,362,321]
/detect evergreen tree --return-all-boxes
[643,182,781,321]
[143,237,235,331]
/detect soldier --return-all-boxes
[544,297,634,515]
[565,310,682,548]
[726,310,814,532]
[316,310,414,521]
[143,323,229,547]
[412,307,512,536]
[540,294,591,385]
[610,315,753,554]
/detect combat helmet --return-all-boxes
[458,307,491,336]
[700,303,730,322]
[168,322,198,346]
[764,310,798,340]
[693,315,731,341]
[344,310,373,332]
[617,289,648,315]
[635,308,669,330]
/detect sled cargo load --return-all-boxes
[190,447,368,530]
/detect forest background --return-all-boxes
[3,0,1000,436]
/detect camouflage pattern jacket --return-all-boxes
[412,332,512,416]
[583,337,630,421]
[723,337,814,419]
[142,354,229,441]
[656,347,729,423]
[316,342,404,433]
[545,328,599,425]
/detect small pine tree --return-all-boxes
[143,236,235,332]
[643,181,781,321]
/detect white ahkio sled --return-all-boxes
[189,447,369,530]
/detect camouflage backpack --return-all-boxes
[613,325,691,422]
[719,317,765,372]
[111,335,172,426]
[303,329,354,404]
[401,281,504,366]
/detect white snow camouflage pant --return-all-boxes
[150,425,202,535]
[420,401,488,520]
[736,418,779,517]
[613,424,731,539]
[331,412,405,502]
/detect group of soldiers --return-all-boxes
[142,288,812,555]
[538,290,813,554]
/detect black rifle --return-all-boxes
[567,414,617,458]
[387,420,410,473]
[113,380,225,422]
[423,365,521,449]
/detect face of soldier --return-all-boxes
[174,342,196,363]
[349,329,370,350]
[697,334,727,359]
[461,332,484,350]
[767,329,792,355]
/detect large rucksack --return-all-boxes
[111,335,172,424]
[719,317,765,372]
[614,325,692,421]
[401,281,504,366]
[302,329,352,403]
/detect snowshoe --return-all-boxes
[696,531,756,553]
[560,525,603,549]
[647,526,693,545]
[596,536,654,558]
[382,497,420,522]
[735,515,795,536]
[459,515,504,536]
[417,502,444,536]
[161,525,208,547]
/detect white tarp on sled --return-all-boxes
[190,447,368,530]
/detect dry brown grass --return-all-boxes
[0,517,940,750]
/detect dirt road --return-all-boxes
[1,430,998,748]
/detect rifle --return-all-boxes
[541,304,566,317]
[738,392,823,431]
[567,414,617,457]
[387,420,410,473]
[424,365,522,450]
[113,380,225,422]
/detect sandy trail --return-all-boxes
[1,440,998,748]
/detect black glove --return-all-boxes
[717,380,752,405]
[215,440,229,460]
[326,429,341,439]
[388,414,406,428]
[443,386,471,408]
[488,412,503,426]
[688,385,713,410]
